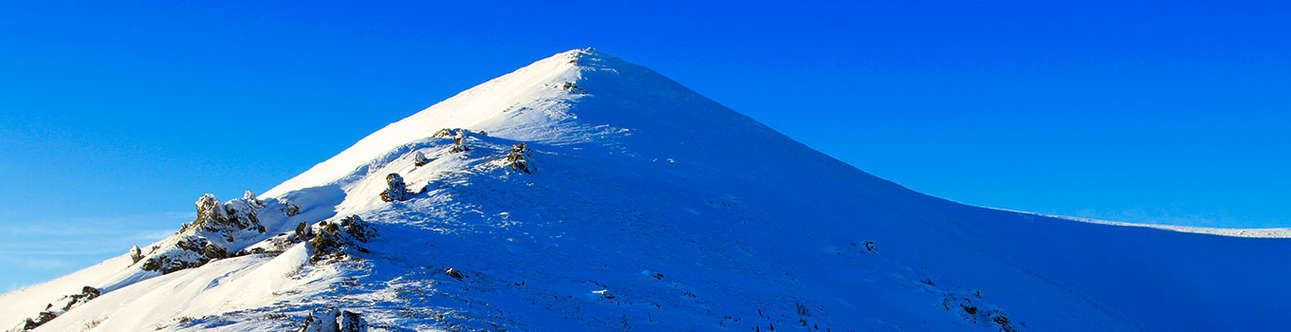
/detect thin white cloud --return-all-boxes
[0,211,192,237]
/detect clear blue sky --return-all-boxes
[1,1,1287,288]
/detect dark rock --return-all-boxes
[299,309,337,332]
[445,267,465,281]
[307,217,375,263]
[24,311,56,330]
[295,221,313,239]
[281,199,301,217]
[202,243,228,259]
[339,311,366,332]
[338,215,375,242]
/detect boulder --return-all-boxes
[506,143,532,174]
[379,173,412,202]
[413,151,431,166]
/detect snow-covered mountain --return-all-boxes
[4,48,1289,331]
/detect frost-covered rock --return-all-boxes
[308,215,376,263]
[413,151,431,166]
[142,193,270,274]
[450,130,469,153]
[562,81,585,94]
[243,190,263,208]
[186,193,263,233]
[299,309,366,332]
[379,173,412,202]
[432,128,472,152]
[281,198,301,217]
[506,142,532,174]
[430,128,455,138]
[300,308,338,332]
[128,245,144,264]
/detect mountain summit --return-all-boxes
[4,48,1289,331]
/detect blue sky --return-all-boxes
[1,1,1287,288]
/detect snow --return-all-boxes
[5,48,1290,331]
[1016,209,1291,238]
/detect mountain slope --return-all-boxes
[5,48,1289,331]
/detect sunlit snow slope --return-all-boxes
[4,48,1289,332]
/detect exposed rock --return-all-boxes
[295,221,313,239]
[379,173,413,202]
[185,193,262,233]
[338,311,367,332]
[17,286,102,330]
[432,128,472,152]
[202,243,228,259]
[299,309,366,332]
[242,190,263,208]
[506,143,532,174]
[281,198,301,217]
[59,287,100,311]
[142,255,204,274]
[413,151,431,166]
[445,267,466,281]
[338,215,375,242]
[942,292,1018,331]
[562,81,586,94]
[138,194,264,273]
[22,311,55,330]
[129,245,144,264]
[300,308,338,332]
[450,130,469,153]
[431,128,455,138]
[308,216,376,263]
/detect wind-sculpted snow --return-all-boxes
[4,48,1290,331]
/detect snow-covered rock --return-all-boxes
[3,48,1290,331]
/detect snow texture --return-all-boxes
[3,48,1289,331]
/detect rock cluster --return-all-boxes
[300,215,377,263]
[139,192,280,275]
[506,143,532,174]
[18,286,101,331]
[300,308,367,332]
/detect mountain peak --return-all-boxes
[262,48,777,198]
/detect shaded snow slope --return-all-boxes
[5,48,1289,331]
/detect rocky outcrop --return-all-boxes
[16,286,101,331]
[184,193,265,233]
[413,151,431,166]
[129,245,144,264]
[299,215,377,263]
[506,143,532,174]
[280,198,301,217]
[433,128,472,153]
[140,192,278,275]
[562,81,586,94]
[300,309,367,332]
[379,174,414,202]
[338,311,367,332]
